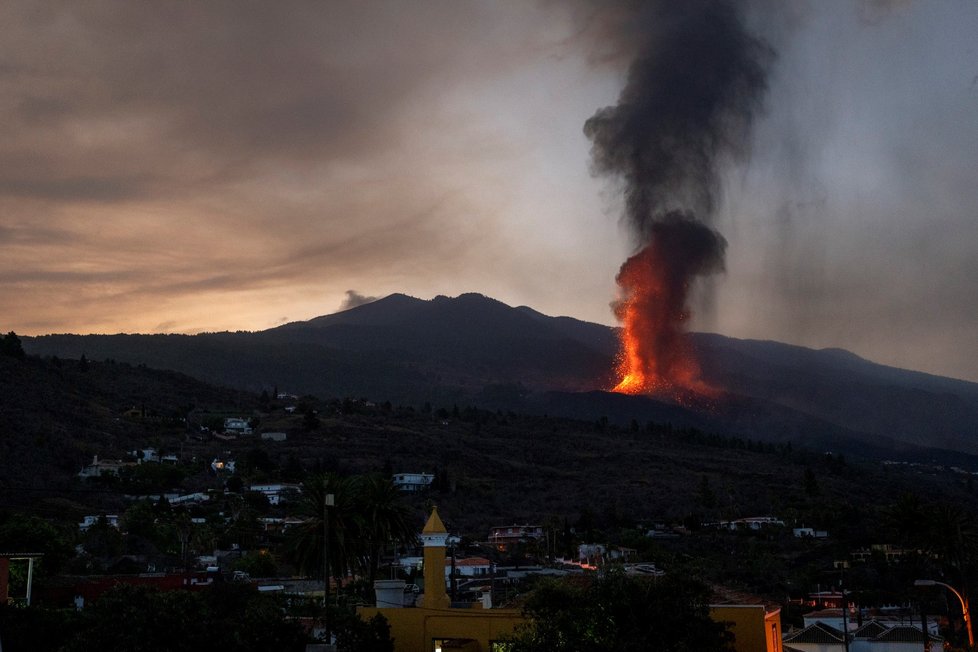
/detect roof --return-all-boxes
[852,620,888,639]
[453,557,490,567]
[875,625,942,643]
[422,507,447,534]
[710,584,782,614]
[783,622,845,645]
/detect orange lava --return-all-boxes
[611,242,715,399]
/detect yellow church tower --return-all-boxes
[418,506,451,609]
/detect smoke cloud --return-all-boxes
[339,290,380,311]
[585,1,773,393]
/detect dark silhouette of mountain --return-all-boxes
[23,292,978,457]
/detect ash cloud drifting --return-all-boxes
[584,1,773,391]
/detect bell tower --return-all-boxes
[418,507,450,609]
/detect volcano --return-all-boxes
[23,292,978,459]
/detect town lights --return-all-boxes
[914,579,974,648]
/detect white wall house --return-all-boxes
[224,418,252,435]
[249,483,302,505]
[79,515,120,530]
[393,473,434,492]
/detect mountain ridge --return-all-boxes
[22,292,978,457]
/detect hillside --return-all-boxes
[2,350,975,543]
[0,353,258,498]
[22,292,978,457]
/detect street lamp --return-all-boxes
[915,579,974,649]
[323,492,335,645]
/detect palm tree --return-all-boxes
[287,473,418,594]
[287,473,359,587]
[352,473,418,589]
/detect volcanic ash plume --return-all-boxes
[584,1,772,396]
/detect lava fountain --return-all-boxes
[583,1,772,399]
[611,213,725,397]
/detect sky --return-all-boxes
[2,1,977,382]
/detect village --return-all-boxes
[2,402,971,652]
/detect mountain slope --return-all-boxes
[22,292,978,456]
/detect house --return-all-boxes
[793,527,829,539]
[79,515,120,531]
[709,516,785,531]
[130,448,160,464]
[447,557,492,578]
[210,458,236,474]
[783,620,942,652]
[78,455,136,478]
[488,524,544,551]
[249,483,302,505]
[223,417,252,435]
[783,621,847,651]
[392,472,434,492]
[260,431,287,442]
[803,609,940,637]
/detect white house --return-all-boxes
[79,515,120,531]
[224,418,253,435]
[249,483,302,505]
[446,557,492,578]
[78,455,135,478]
[783,620,942,652]
[392,472,434,492]
[130,448,160,464]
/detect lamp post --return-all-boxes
[915,579,974,649]
[323,492,335,643]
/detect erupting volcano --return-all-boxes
[612,213,725,396]
[584,1,772,398]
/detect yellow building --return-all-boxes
[710,604,783,652]
[359,507,523,652]
[359,508,782,652]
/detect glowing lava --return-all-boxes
[610,215,724,399]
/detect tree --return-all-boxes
[504,570,734,652]
[60,583,308,652]
[333,611,394,652]
[1,331,25,359]
[287,473,361,586]
[286,474,417,599]
[353,474,417,590]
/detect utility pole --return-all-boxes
[323,492,334,644]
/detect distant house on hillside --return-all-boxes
[130,448,160,464]
[210,458,236,474]
[260,431,287,442]
[78,455,135,478]
[793,527,829,539]
[707,516,785,531]
[489,524,544,551]
[392,472,433,492]
[224,418,252,435]
[249,483,302,505]
[79,515,120,531]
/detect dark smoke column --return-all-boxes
[585,1,772,396]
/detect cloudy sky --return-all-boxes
[2,1,977,382]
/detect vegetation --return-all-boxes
[504,571,733,652]
[286,473,417,597]
[0,584,308,652]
